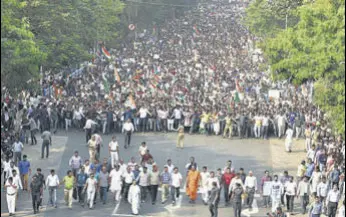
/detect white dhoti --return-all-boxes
[201,187,209,203]
[110,182,122,202]
[128,185,141,215]
[305,138,311,151]
[213,122,220,135]
[285,138,292,152]
[271,195,280,213]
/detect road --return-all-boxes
[1,131,307,217]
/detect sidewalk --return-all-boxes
[1,136,68,216]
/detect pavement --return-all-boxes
[1,131,310,217]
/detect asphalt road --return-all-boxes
[1,130,305,217]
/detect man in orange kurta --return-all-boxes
[186,166,201,203]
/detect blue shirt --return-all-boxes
[90,164,102,173]
[161,172,171,184]
[18,160,30,174]
[305,163,315,177]
[123,110,133,121]
[330,170,340,183]
[76,173,88,187]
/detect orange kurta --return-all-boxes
[186,170,201,201]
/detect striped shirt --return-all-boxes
[160,172,171,184]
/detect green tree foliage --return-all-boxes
[245,0,303,38]
[1,0,124,93]
[1,0,45,91]
[246,0,345,134]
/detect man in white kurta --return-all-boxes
[109,165,123,202]
[108,136,119,169]
[270,175,283,213]
[200,167,210,204]
[128,181,141,215]
[84,173,97,209]
[285,127,294,152]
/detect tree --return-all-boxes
[248,0,345,134]
[245,0,303,38]
[1,0,45,92]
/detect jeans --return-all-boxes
[41,140,50,158]
[246,188,255,208]
[86,128,92,143]
[140,186,148,202]
[150,185,158,203]
[77,186,85,204]
[31,192,40,211]
[171,187,180,202]
[263,195,270,207]
[328,202,337,217]
[13,152,22,165]
[209,203,218,217]
[254,125,261,138]
[223,184,230,203]
[65,118,72,131]
[233,202,242,217]
[300,194,309,214]
[262,126,268,139]
[123,183,131,201]
[139,118,148,132]
[100,187,108,203]
[48,186,57,206]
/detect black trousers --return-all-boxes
[31,192,40,211]
[41,140,50,158]
[150,185,159,203]
[140,186,148,202]
[30,130,37,145]
[86,128,92,143]
[123,183,131,201]
[223,184,230,203]
[125,131,132,147]
[286,195,295,212]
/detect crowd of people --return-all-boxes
[1,0,345,217]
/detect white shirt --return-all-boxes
[207,177,220,190]
[317,182,328,197]
[270,181,283,198]
[138,172,149,187]
[285,182,297,196]
[3,161,11,172]
[128,162,137,171]
[229,178,244,193]
[200,172,210,187]
[307,149,316,161]
[109,169,123,190]
[5,166,20,179]
[5,180,17,194]
[262,117,269,126]
[122,122,134,132]
[173,108,182,119]
[277,115,286,126]
[84,119,97,129]
[327,190,340,203]
[139,145,148,156]
[13,142,23,152]
[244,176,258,191]
[46,174,60,187]
[139,108,148,118]
[171,172,183,188]
[86,178,97,191]
[109,141,119,151]
[164,164,175,174]
[12,175,23,190]
[158,110,168,119]
[119,163,127,175]
[338,205,345,217]
[123,172,135,184]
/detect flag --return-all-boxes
[125,94,136,109]
[193,25,200,35]
[152,25,156,35]
[234,92,240,103]
[235,79,243,92]
[103,79,110,93]
[101,46,111,59]
[114,67,120,83]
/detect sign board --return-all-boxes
[128,24,136,31]
[268,89,283,99]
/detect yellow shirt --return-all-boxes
[297,165,307,177]
[63,176,75,190]
[201,113,210,123]
[88,140,96,151]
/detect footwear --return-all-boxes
[9,214,12,216]
[172,201,176,205]
[34,211,37,214]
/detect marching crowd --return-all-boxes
[1,0,345,217]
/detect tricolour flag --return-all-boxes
[101,46,111,59]
[193,25,200,35]
[125,94,136,109]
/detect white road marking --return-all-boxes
[112,214,154,217]
[112,200,121,215]
[241,194,260,217]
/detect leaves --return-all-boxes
[246,0,345,135]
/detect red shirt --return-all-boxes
[223,172,236,185]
